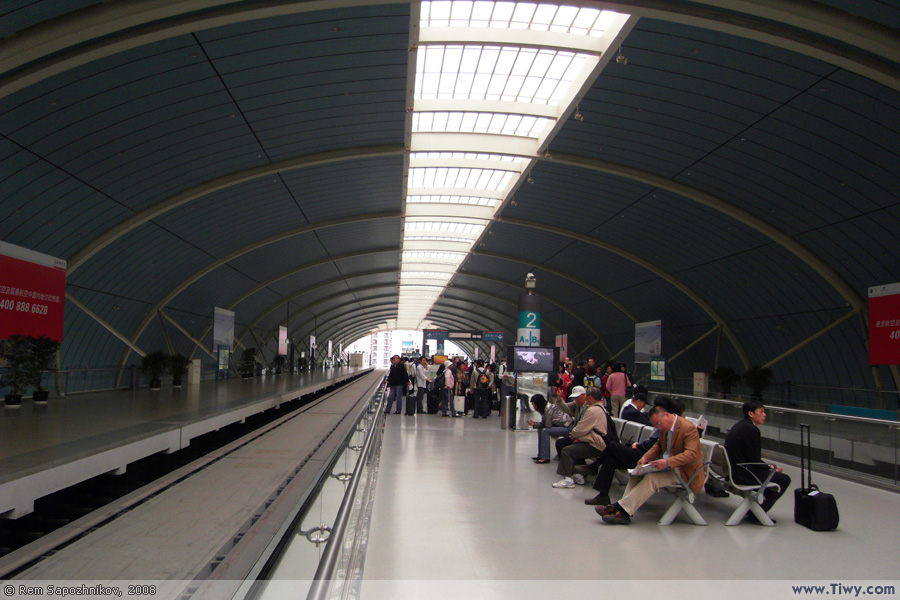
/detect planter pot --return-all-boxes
[33,390,50,402]
[149,379,162,390]
[5,394,23,407]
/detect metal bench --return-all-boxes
[707,443,779,526]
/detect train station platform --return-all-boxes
[0,367,372,519]
[359,412,899,599]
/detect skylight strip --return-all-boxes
[408,167,516,191]
[410,152,524,163]
[413,112,551,137]
[421,1,614,37]
[407,195,498,207]
[403,235,473,243]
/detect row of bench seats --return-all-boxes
[609,417,779,527]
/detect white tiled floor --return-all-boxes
[362,412,900,598]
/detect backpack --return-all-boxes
[476,368,489,389]
[433,369,445,390]
[592,406,620,447]
[584,375,599,388]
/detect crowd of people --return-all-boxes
[383,354,511,418]
[529,358,792,525]
[384,353,791,526]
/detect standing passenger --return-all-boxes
[470,360,493,419]
[385,355,408,415]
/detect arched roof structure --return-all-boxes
[1,0,898,404]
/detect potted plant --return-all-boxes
[273,354,286,375]
[170,353,190,387]
[240,348,257,378]
[743,365,773,399]
[1,335,31,407]
[29,336,61,402]
[710,366,740,398]
[142,350,169,390]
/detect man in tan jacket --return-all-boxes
[551,388,609,489]
[596,405,701,524]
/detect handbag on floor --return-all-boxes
[794,423,839,531]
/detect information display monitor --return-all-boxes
[507,345,559,373]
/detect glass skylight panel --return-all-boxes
[410,152,524,164]
[407,195,498,207]
[401,271,453,279]
[408,167,515,191]
[413,112,549,137]
[416,45,585,105]
[421,1,614,37]
[405,221,482,235]
[403,251,466,264]
[403,235,473,243]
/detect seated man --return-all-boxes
[724,399,791,522]
[583,423,660,505]
[620,391,651,426]
[553,386,588,458]
[577,391,652,477]
[596,405,702,524]
[552,387,608,488]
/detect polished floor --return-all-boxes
[361,409,900,599]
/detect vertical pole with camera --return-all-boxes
[513,274,541,430]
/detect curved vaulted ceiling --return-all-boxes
[1,0,898,404]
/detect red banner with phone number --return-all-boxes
[868,282,900,366]
[0,242,66,342]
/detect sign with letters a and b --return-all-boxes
[517,311,540,346]
[0,241,66,341]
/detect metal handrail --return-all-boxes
[305,385,386,600]
[658,392,898,427]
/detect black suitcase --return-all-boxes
[426,389,441,414]
[794,423,839,531]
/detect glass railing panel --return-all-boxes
[655,392,899,489]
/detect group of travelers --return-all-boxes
[383,354,509,419]
[528,358,792,526]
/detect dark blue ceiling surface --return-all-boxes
[0,1,898,405]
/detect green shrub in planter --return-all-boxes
[142,350,169,389]
[170,353,190,387]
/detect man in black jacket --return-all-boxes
[724,400,792,521]
[385,355,409,415]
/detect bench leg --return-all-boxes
[725,497,753,526]
[747,501,775,526]
[658,495,708,526]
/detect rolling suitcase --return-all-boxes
[794,423,839,531]
[426,389,441,414]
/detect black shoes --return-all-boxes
[584,494,611,506]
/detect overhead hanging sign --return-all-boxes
[278,326,288,356]
[212,307,235,352]
[0,241,66,341]
[634,320,662,364]
[869,282,900,365]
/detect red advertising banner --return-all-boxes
[868,282,900,365]
[0,242,66,342]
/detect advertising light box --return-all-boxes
[869,282,900,365]
[0,241,66,341]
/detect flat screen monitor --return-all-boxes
[508,345,559,373]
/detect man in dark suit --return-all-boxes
[725,399,791,521]
[620,392,651,426]
[596,405,702,524]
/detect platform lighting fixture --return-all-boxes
[616,47,628,65]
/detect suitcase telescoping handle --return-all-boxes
[800,422,811,490]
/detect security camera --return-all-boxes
[524,273,536,290]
